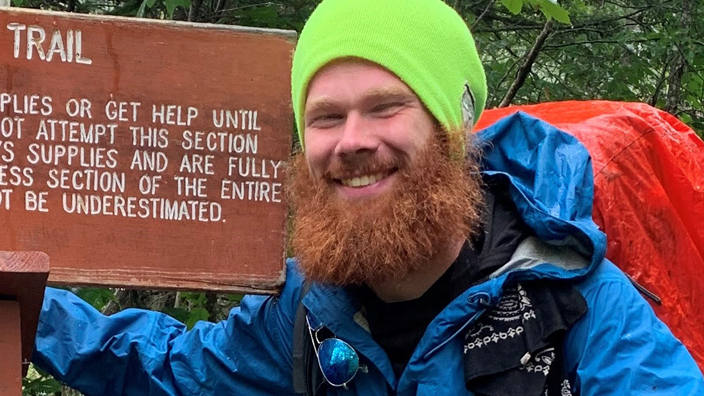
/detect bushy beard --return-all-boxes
[288,134,484,287]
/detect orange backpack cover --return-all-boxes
[476,101,704,370]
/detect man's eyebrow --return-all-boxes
[362,86,417,103]
[305,97,340,116]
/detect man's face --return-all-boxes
[289,60,483,287]
[303,60,435,201]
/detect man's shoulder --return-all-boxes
[569,258,663,331]
[573,258,633,296]
[239,258,306,319]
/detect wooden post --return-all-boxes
[0,301,22,395]
[0,252,50,396]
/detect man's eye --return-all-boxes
[371,102,403,116]
[308,114,344,127]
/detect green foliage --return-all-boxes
[164,0,190,18]
[136,0,189,19]
[72,287,117,310]
[23,367,63,396]
[136,0,156,18]
[500,0,571,23]
[168,291,210,329]
[534,0,571,24]
[459,0,704,136]
[501,0,524,14]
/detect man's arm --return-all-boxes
[565,260,703,395]
[32,259,303,396]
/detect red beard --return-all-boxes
[288,135,484,287]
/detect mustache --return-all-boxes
[321,155,408,181]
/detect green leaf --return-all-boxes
[180,291,206,306]
[235,4,282,28]
[161,307,191,323]
[22,375,63,395]
[242,5,278,21]
[23,365,63,395]
[225,294,244,305]
[11,0,24,6]
[74,287,117,310]
[185,307,210,329]
[137,0,148,17]
[165,0,190,19]
[536,0,571,24]
[500,0,523,15]
[680,113,693,126]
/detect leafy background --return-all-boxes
[9,0,702,394]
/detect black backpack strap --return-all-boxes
[293,280,324,396]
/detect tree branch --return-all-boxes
[471,0,495,30]
[543,37,661,50]
[474,6,652,34]
[475,25,546,33]
[650,57,672,107]
[500,19,553,108]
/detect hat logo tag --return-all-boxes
[461,82,476,130]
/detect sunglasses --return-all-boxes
[306,314,366,389]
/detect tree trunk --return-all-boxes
[188,0,203,22]
[205,293,219,322]
[664,0,692,114]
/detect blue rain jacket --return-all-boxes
[33,113,704,395]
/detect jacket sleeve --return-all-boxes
[32,259,303,396]
[564,261,704,395]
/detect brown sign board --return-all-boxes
[0,8,295,293]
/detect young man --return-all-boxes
[33,0,704,395]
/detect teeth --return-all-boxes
[341,173,386,188]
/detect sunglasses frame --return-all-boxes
[305,314,361,389]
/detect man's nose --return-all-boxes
[334,112,379,160]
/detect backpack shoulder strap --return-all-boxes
[293,279,323,395]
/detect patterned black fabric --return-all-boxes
[463,282,587,396]
[358,178,531,379]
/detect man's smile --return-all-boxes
[330,169,399,199]
[337,170,394,188]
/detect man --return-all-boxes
[33,0,704,395]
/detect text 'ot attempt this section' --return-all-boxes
[0,8,295,293]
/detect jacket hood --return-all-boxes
[476,111,607,280]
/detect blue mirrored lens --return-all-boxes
[318,338,359,386]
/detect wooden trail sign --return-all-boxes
[0,8,295,293]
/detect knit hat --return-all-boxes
[291,0,487,148]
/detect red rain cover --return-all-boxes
[476,101,704,370]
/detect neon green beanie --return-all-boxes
[291,0,487,148]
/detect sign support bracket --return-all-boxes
[0,252,50,395]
